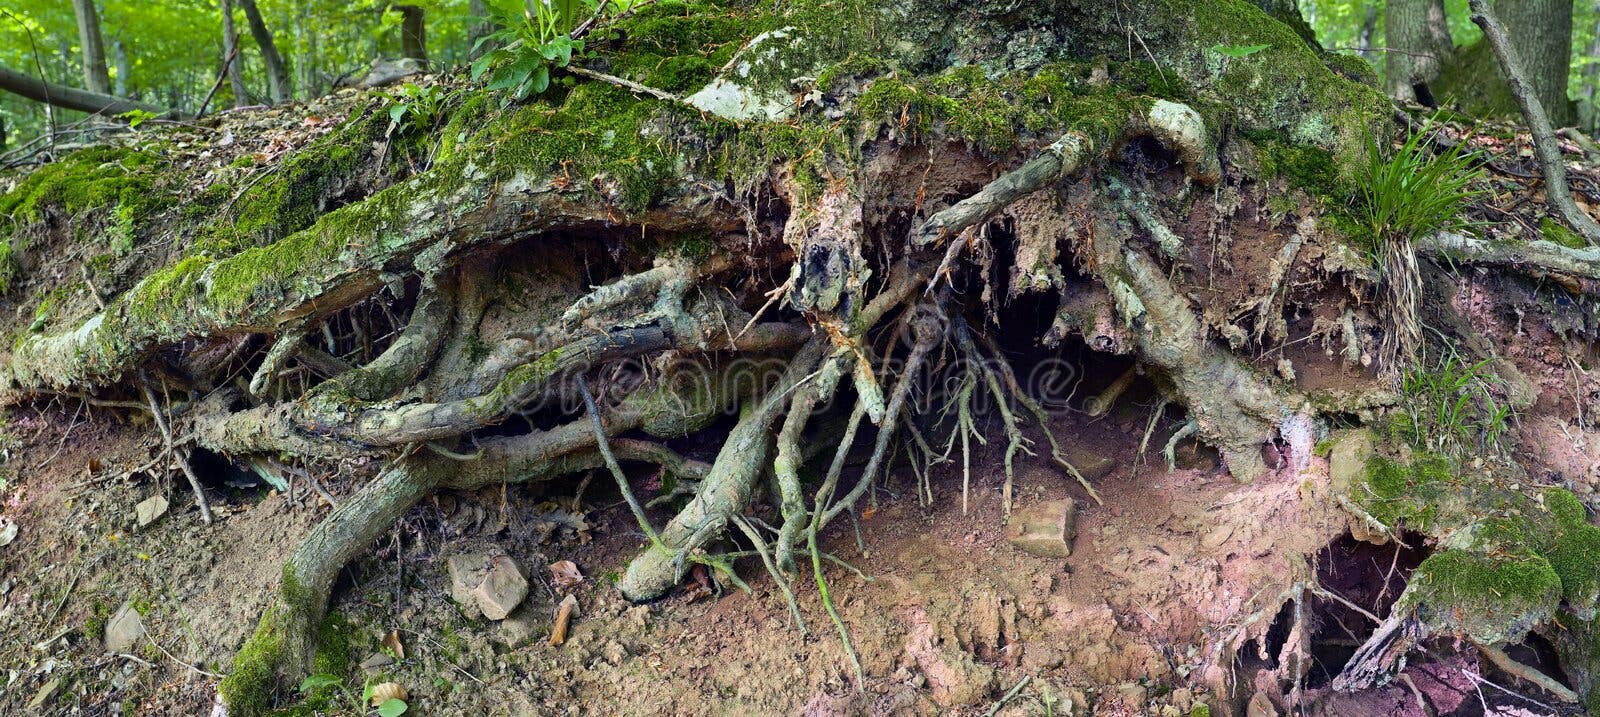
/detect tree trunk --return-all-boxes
[111,37,130,97]
[1386,0,1454,103]
[397,5,428,64]
[1358,4,1380,64]
[235,0,290,104]
[221,0,249,107]
[71,0,112,96]
[1582,0,1600,131]
[469,0,492,58]
[1497,0,1576,126]
[0,63,167,117]
[1249,0,1318,45]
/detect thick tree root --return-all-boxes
[618,338,826,601]
[1084,215,1312,482]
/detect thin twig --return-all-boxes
[577,376,660,546]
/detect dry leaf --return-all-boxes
[382,629,405,660]
[0,518,16,548]
[549,560,583,589]
[368,682,407,706]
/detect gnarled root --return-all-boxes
[618,338,826,601]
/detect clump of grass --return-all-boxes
[1395,347,1516,456]
[1357,120,1485,371]
[1359,121,1485,247]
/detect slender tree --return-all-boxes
[1386,0,1454,103]
[1579,0,1600,130]
[397,5,428,64]
[235,0,291,104]
[469,0,492,58]
[221,0,250,107]
[70,0,112,96]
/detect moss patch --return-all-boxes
[1403,549,1561,644]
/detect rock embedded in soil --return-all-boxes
[1005,498,1077,559]
[447,546,528,620]
[134,495,168,528]
[103,602,145,653]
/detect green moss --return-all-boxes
[852,62,1155,155]
[1359,454,1449,530]
[311,614,354,678]
[607,0,759,93]
[1190,705,1211,717]
[0,145,166,227]
[201,109,388,255]
[219,605,289,716]
[462,82,685,215]
[1404,549,1561,644]
[1541,217,1587,249]
[1253,136,1344,199]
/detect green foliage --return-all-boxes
[470,0,614,100]
[116,109,159,128]
[1395,349,1514,456]
[1357,121,1484,253]
[386,83,450,136]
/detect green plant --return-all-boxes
[1358,120,1485,254]
[1357,120,1485,369]
[471,0,618,101]
[385,83,449,137]
[1397,348,1515,456]
[116,109,159,128]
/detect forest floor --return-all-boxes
[0,357,1583,717]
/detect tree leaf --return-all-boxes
[1210,43,1269,58]
[297,674,341,693]
[377,699,409,717]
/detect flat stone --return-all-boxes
[359,652,394,676]
[104,602,145,654]
[447,546,528,621]
[134,496,168,529]
[1005,499,1077,559]
[1328,428,1374,493]
[27,677,59,711]
[495,604,540,647]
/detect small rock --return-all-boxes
[1116,681,1147,705]
[104,602,145,654]
[1171,687,1193,711]
[496,604,541,647]
[447,546,528,620]
[1005,499,1077,559]
[1201,523,1235,550]
[134,496,168,529]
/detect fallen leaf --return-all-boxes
[0,518,16,547]
[382,629,405,660]
[549,560,584,589]
[368,682,407,706]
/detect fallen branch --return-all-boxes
[1419,231,1600,293]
